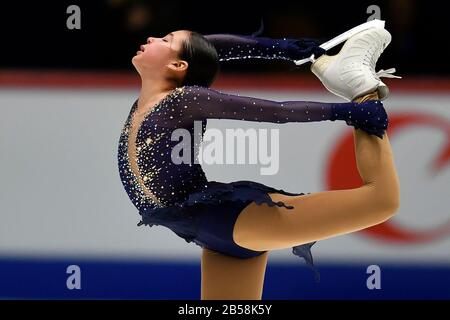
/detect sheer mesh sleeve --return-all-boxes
[181,85,388,138]
[204,34,325,63]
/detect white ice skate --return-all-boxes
[310,26,401,101]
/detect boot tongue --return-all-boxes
[376,68,402,79]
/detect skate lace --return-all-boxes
[375,68,402,79]
[362,39,402,80]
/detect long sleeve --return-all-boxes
[181,85,388,138]
[204,34,325,64]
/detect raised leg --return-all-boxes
[232,92,401,251]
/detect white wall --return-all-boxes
[1,87,449,264]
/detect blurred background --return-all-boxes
[0,0,449,299]
[1,0,448,75]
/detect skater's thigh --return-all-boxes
[233,186,395,252]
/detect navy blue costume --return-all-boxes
[117,34,388,281]
[204,33,326,63]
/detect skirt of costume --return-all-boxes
[138,180,320,281]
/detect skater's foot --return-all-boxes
[311,27,400,101]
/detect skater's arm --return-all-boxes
[204,34,325,63]
[182,85,388,138]
[184,85,344,124]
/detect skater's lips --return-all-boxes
[136,45,145,55]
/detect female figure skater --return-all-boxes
[117,21,400,299]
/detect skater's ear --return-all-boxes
[167,59,189,72]
[166,60,188,86]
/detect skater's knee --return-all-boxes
[360,181,400,223]
[382,190,400,219]
[382,176,400,217]
[370,184,400,222]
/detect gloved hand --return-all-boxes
[330,100,388,139]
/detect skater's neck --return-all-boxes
[138,77,177,111]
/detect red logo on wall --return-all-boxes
[326,112,450,244]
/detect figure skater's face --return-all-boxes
[132,30,190,77]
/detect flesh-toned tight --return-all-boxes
[200,91,400,299]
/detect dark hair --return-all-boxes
[178,31,220,88]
